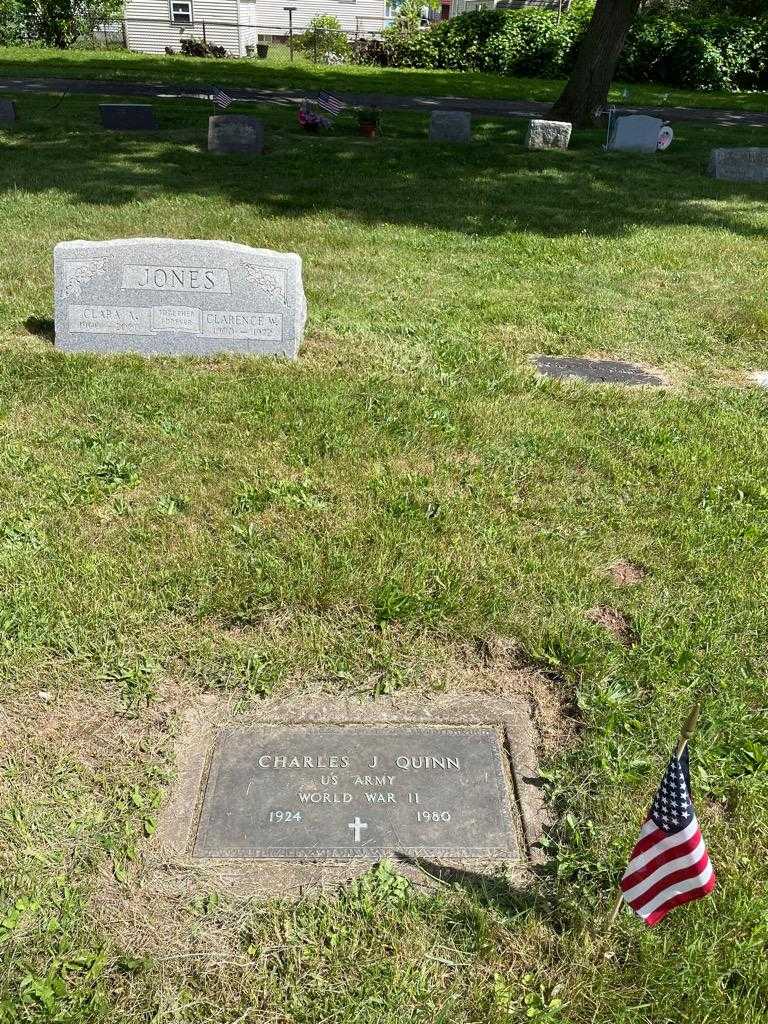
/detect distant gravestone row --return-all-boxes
[53,238,306,358]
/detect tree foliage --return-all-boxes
[15,0,123,48]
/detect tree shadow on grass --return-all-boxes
[395,853,569,929]
[1,96,767,242]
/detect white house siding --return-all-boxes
[238,3,258,50]
[124,0,244,56]
[240,1,390,36]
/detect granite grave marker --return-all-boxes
[525,119,571,151]
[708,148,768,184]
[0,100,16,124]
[53,238,306,357]
[99,104,157,131]
[607,114,664,154]
[429,111,472,145]
[534,355,663,387]
[193,725,518,859]
[208,115,265,154]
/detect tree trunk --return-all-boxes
[550,0,642,127]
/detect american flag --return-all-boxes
[619,746,716,926]
[211,87,233,109]
[316,91,345,117]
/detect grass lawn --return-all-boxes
[2,44,768,112]
[1,91,768,1023]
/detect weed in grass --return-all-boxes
[100,656,159,711]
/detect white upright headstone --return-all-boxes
[608,114,664,154]
[54,239,306,358]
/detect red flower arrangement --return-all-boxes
[298,102,331,133]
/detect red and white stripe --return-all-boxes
[620,816,716,926]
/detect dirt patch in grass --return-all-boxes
[586,605,636,646]
[604,559,647,587]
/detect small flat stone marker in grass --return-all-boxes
[429,111,472,144]
[54,238,306,357]
[0,100,16,124]
[99,103,156,131]
[709,148,768,184]
[193,725,519,859]
[534,355,663,387]
[525,119,571,151]
[208,114,264,154]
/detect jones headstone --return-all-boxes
[709,148,768,184]
[53,238,306,357]
[99,104,157,131]
[0,100,16,124]
[194,725,518,859]
[525,118,571,151]
[208,115,264,155]
[429,111,472,145]
[534,355,663,387]
[607,114,663,154]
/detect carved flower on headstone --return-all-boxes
[65,258,108,299]
[241,263,285,302]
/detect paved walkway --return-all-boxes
[1,75,767,127]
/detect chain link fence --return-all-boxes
[31,17,392,61]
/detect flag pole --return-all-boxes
[606,701,702,929]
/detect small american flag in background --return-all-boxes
[316,91,345,117]
[211,87,233,109]
[620,746,716,926]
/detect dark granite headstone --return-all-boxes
[193,725,518,859]
[534,355,663,386]
[0,100,16,124]
[208,115,264,155]
[99,104,156,131]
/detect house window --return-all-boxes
[171,1,192,23]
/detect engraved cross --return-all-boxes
[348,817,368,844]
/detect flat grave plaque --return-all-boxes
[99,103,156,131]
[534,355,663,387]
[193,725,519,859]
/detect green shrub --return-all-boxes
[0,0,27,46]
[620,15,768,90]
[369,7,768,93]
[380,8,440,69]
[297,14,351,64]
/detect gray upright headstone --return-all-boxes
[53,238,306,358]
[525,119,571,151]
[429,111,472,144]
[608,114,663,154]
[99,104,156,131]
[0,100,16,124]
[708,148,768,184]
[208,115,264,155]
